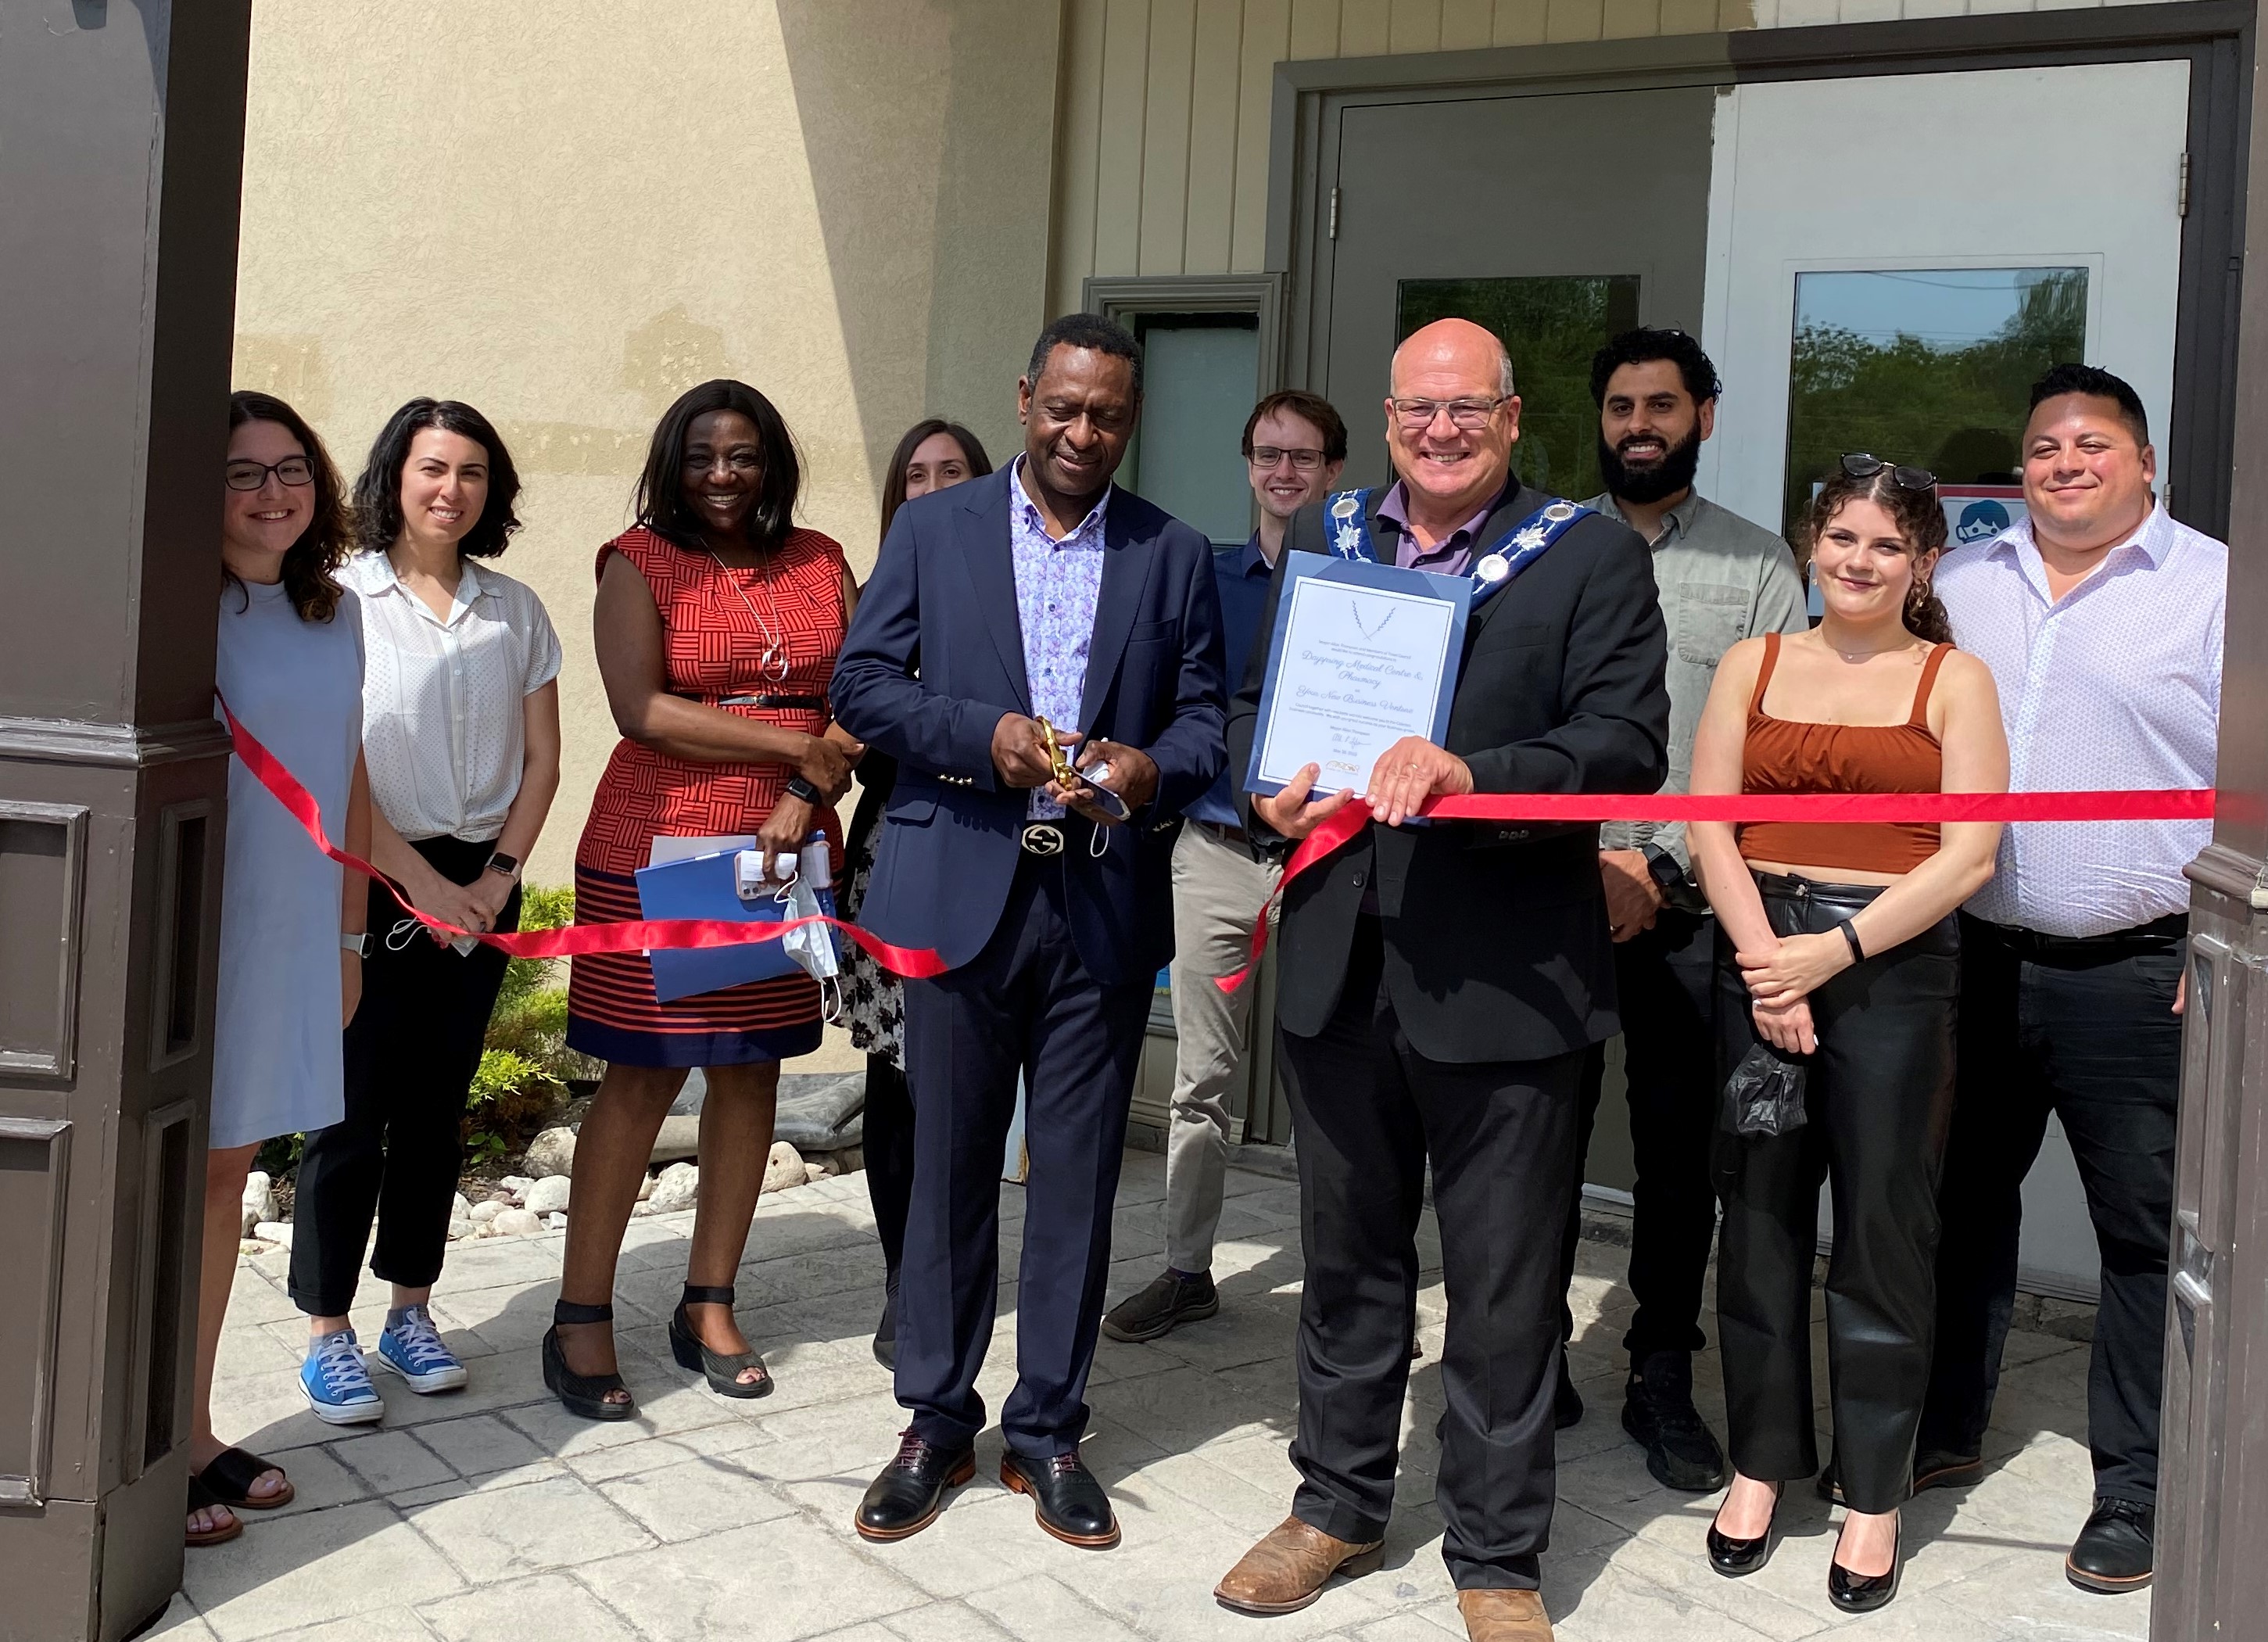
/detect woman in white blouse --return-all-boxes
[288,400,563,1421]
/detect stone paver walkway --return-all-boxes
[152,1151,2146,1642]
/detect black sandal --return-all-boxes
[670,1285,773,1399]
[543,1299,635,1421]
[185,1475,243,1547]
[197,1444,294,1510]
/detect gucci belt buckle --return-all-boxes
[1019,822,1066,857]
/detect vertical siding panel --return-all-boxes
[1184,0,1244,274]
[1389,0,1445,50]
[1231,0,1292,271]
[1339,0,1395,53]
[1493,0,1553,41]
[1602,0,1663,33]
[1440,0,1499,46]
[1289,0,1344,57]
[1546,0,1607,37]
[1718,0,1760,25]
[1139,0,1198,274]
[1052,0,1112,314]
[1657,0,1722,30]
[1095,0,1153,278]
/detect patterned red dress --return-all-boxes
[567,525,848,1067]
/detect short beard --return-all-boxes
[1598,425,1702,506]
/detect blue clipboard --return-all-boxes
[633,848,838,1004]
[1243,551,1471,801]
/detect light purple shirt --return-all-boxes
[1375,478,1510,577]
[1008,455,1111,819]
[1935,504,2224,937]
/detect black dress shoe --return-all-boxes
[2066,1497,2154,1594]
[1001,1449,1120,1548]
[854,1430,975,1543]
[1815,1447,1981,1504]
[1828,1515,1901,1613]
[1707,1481,1781,1577]
[1621,1350,1727,1492]
[1555,1357,1585,1430]
[1100,1269,1219,1343]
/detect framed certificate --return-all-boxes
[1245,551,1471,798]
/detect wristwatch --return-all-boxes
[340,932,374,959]
[784,776,822,804]
[484,851,520,879]
[1640,842,1707,914]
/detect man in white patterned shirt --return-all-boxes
[1916,364,2223,1597]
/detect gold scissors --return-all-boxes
[1034,715,1082,789]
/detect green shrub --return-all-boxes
[464,1046,562,1164]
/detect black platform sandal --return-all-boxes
[670,1285,773,1399]
[543,1299,635,1421]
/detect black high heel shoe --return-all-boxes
[670,1284,773,1398]
[543,1300,634,1422]
[1829,1513,1902,1613]
[1707,1479,1783,1577]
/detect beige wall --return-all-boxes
[1047,0,2180,314]
[235,1,1060,887]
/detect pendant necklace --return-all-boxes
[710,547,790,683]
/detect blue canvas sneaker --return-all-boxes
[377,1305,469,1394]
[300,1329,384,1425]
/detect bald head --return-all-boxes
[1392,318,1515,400]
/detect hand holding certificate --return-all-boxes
[1246,554,1473,833]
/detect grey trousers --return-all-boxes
[1163,822,1281,1274]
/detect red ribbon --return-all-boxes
[217,697,948,979]
[1217,786,2217,993]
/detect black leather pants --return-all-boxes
[1712,873,1958,1514]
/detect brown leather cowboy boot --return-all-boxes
[1214,1515,1385,1615]
[1456,1588,1554,1640]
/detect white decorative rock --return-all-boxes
[446,1217,474,1242]
[240,1171,275,1235]
[636,1171,657,1202]
[761,1141,805,1194]
[648,1161,700,1214]
[802,1163,827,1185]
[491,1208,543,1237]
[524,1175,573,1216]
[469,1199,506,1226]
[545,1211,568,1230]
[524,1127,577,1180]
[500,1175,536,1197]
[238,1239,267,1257]
[629,1200,654,1218]
[253,1221,293,1249]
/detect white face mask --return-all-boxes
[736,841,843,1010]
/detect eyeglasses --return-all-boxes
[225,457,314,491]
[1840,453,1937,492]
[1248,446,1328,472]
[1390,396,1510,432]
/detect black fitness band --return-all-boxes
[785,776,822,804]
[1838,918,1866,965]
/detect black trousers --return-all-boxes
[290,836,518,1317]
[897,852,1151,1457]
[1280,917,1580,1592]
[1919,912,2184,1506]
[1712,874,1958,1515]
[1564,908,1718,1361]
[864,1052,915,1284]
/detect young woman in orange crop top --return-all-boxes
[1685,457,2008,1612]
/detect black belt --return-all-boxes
[708,693,828,711]
[1195,818,1249,846]
[1988,912,2187,961]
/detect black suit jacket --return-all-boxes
[1227,482,1671,1064]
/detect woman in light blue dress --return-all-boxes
[187,392,371,1548]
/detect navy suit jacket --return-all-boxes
[831,468,1227,986]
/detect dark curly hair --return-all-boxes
[353,398,523,559]
[1589,327,1723,407]
[634,379,803,552]
[1801,464,1953,644]
[224,391,349,624]
[879,418,994,546]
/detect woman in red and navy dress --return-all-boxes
[552,380,862,1420]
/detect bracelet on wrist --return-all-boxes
[785,775,822,804]
[1837,918,1865,965]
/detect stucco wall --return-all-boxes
[235,1,1060,884]
[1048,0,2184,313]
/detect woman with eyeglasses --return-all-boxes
[285,400,562,1424]
[189,392,371,1547]
[550,379,863,1418]
[1685,454,2008,1612]
[838,418,992,1367]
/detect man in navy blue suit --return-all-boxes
[831,313,1227,1551]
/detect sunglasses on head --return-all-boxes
[1840,453,1937,492]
